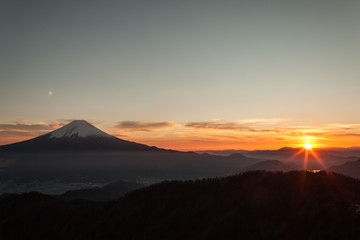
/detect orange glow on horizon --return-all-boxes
[1,133,360,152]
[285,140,326,170]
[2,120,360,152]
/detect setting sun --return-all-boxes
[303,142,313,149]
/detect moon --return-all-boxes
[48,90,53,96]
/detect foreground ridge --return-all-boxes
[2,171,360,240]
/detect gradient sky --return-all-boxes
[1,0,360,150]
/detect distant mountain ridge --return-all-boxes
[243,160,299,172]
[329,159,360,179]
[0,120,166,152]
[2,119,360,196]
[200,147,360,170]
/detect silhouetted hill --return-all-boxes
[329,159,360,179]
[242,159,299,171]
[58,180,143,202]
[202,147,358,169]
[2,171,360,239]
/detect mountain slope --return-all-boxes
[0,120,268,192]
[58,180,143,202]
[0,120,164,152]
[239,147,352,169]
[329,159,360,179]
[49,120,112,138]
[1,171,360,239]
[242,159,299,172]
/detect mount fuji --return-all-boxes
[48,120,113,138]
[0,120,263,194]
[0,120,164,152]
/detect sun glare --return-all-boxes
[303,142,313,150]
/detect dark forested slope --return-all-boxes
[2,171,360,240]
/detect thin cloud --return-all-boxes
[115,121,176,132]
[0,123,60,131]
[0,130,39,137]
[184,120,360,137]
[325,123,360,130]
[185,122,250,131]
[237,118,288,125]
[184,119,290,132]
[0,121,68,140]
[3,118,360,150]
[184,121,288,133]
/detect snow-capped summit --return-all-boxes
[49,120,112,138]
[0,119,165,152]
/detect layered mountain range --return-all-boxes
[0,120,262,194]
[1,120,360,195]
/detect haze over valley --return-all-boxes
[1,120,360,197]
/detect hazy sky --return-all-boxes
[1,0,360,150]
